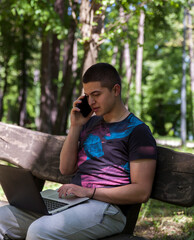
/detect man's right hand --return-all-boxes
[71,96,93,127]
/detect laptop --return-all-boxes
[0,164,89,215]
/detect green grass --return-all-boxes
[155,136,194,141]
[155,136,194,154]
[172,146,194,154]
[156,144,194,154]
[134,199,194,239]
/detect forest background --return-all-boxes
[0,0,194,148]
[0,1,194,239]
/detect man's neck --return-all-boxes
[103,104,130,123]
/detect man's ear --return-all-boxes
[113,84,121,96]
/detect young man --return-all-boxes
[0,63,157,240]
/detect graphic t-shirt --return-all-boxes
[71,113,157,188]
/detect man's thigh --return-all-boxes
[27,199,126,240]
[0,205,41,240]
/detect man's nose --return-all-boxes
[88,96,95,105]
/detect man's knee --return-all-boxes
[26,221,43,240]
[26,218,61,240]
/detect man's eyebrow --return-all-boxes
[85,90,101,95]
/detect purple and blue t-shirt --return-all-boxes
[71,113,157,188]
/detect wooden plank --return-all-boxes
[151,147,194,207]
[0,122,194,207]
[156,146,194,173]
[0,122,72,184]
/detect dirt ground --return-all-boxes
[133,200,194,240]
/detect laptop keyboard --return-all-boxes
[43,198,68,211]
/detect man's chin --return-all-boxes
[94,112,104,117]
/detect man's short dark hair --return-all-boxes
[82,63,121,90]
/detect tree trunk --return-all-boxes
[187,6,194,138]
[181,8,187,146]
[50,0,65,129]
[50,34,60,128]
[111,46,118,66]
[135,10,145,95]
[135,10,145,117]
[18,26,27,127]
[63,39,78,134]
[118,6,133,109]
[39,0,65,133]
[33,69,40,128]
[119,47,124,76]
[53,16,76,134]
[39,35,51,133]
[124,42,133,109]
[0,57,8,121]
[79,0,105,94]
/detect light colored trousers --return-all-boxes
[0,199,126,240]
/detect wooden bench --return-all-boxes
[0,122,194,240]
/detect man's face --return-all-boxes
[83,81,117,117]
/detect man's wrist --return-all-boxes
[90,188,96,199]
[68,125,82,136]
[70,124,82,130]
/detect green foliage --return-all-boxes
[0,0,193,140]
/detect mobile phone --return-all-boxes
[76,95,92,117]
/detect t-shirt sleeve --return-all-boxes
[128,123,157,161]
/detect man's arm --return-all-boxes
[94,159,156,204]
[59,96,93,175]
[59,125,81,175]
[58,159,156,204]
